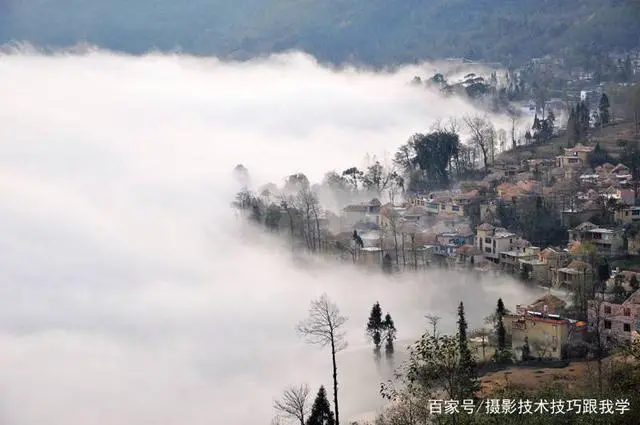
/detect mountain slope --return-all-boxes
[1,0,638,65]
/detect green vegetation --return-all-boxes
[4,0,639,66]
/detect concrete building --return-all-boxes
[555,143,594,168]
[568,221,624,255]
[504,310,570,360]
[475,223,519,263]
[406,195,465,217]
[341,198,382,230]
[615,205,640,223]
[556,260,592,288]
[588,289,640,344]
[455,245,485,267]
[500,246,540,274]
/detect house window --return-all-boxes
[552,336,558,344]
[604,305,612,314]
[452,205,460,212]
[510,239,513,244]
[624,323,631,332]
[440,204,446,210]
[604,320,612,329]
[493,240,496,248]
[485,237,491,244]
[624,308,631,317]
[485,247,492,253]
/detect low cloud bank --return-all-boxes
[0,48,537,425]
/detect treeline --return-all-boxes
[271,294,640,425]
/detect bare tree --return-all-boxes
[471,328,491,361]
[296,187,320,252]
[296,294,348,425]
[424,314,441,337]
[270,416,283,425]
[464,114,496,171]
[279,196,297,252]
[273,384,311,425]
[384,208,401,265]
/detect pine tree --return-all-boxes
[522,336,531,361]
[578,101,591,134]
[366,302,383,355]
[496,298,506,317]
[457,302,479,399]
[306,386,335,425]
[495,298,508,362]
[382,313,396,358]
[567,106,578,147]
[599,93,611,125]
[532,115,541,131]
[382,253,393,274]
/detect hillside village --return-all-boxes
[234,116,640,372]
[231,57,640,425]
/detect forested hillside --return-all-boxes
[1,0,639,65]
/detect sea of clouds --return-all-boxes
[0,47,541,425]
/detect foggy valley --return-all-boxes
[0,48,552,424]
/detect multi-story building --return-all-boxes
[499,246,540,274]
[504,310,571,360]
[455,245,485,267]
[615,206,640,223]
[555,260,592,288]
[406,195,465,217]
[341,198,382,230]
[568,221,624,255]
[555,143,594,168]
[588,289,640,344]
[475,223,519,263]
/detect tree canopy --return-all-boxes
[6,0,639,67]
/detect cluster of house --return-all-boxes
[333,139,640,357]
[502,279,640,362]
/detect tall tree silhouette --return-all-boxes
[297,294,347,425]
[366,302,384,357]
[306,386,335,425]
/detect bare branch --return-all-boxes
[424,314,441,336]
[273,384,311,425]
[296,293,348,351]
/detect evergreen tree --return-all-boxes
[496,298,506,317]
[532,115,541,131]
[366,302,384,355]
[599,93,611,125]
[631,275,639,292]
[382,253,393,274]
[382,313,396,358]
[457,302,479,399]
[306,386,335,425]
[496,315,507,357]
[567,106,579,147]
[578,101,591,134]
[494,298,509,362]
[522,336,531,361]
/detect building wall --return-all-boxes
[476,233,514,260]
[521,261,549,283]
[504,315,569,360]
[615,207,640,223]
[588,301,640,343]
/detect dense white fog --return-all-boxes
[0,48,542,425]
